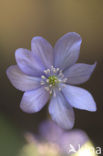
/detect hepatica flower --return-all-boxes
[6,32,97,129]
[39,120,89,155]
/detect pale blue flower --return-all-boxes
[24,120,89,155]
[39,120,89,155]
[6,32,97,129]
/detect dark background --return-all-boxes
[0,0,103,155]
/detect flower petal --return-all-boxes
[31,36,53,68]
[6,65,41,91]
[54,32,82,70]
[49,92,75,130]
[64,62,96,85]
[15,48,44,76]
[60,130,89,154]
[39,120,64,143]
[20,87,49,113]
[62,84,97,111]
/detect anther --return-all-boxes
[49,84,52,87]
[63,78,68,83]
[47,69,50,74]
[59,72,63,77]
[46,79,49,83]
[55,79,58,83]
[56,68,60,72]
[41,82,45,85]
[49,90,52,94]
[51,66,53,68]
[41,75,46,79]
[44,70,48,74]
[53,68,56,73]
[44,87,50,91]
[59,88,62,91]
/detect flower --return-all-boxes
[23,120,93,156]
[39,120,90,155]
[6,32,97,129]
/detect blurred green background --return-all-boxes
[0,0,103,155]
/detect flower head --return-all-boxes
[6,32,97,129]
[23,120,92,156]
[39,120,89,155]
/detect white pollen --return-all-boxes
[49,84,52,87]
[60,75,64,79]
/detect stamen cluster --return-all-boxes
[40,66,67,95]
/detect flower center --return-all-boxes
[40,66,67,96]
[48,75,59,86]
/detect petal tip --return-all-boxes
[6,65,16,80]
[20,99,34,114]
[66,32,82,42]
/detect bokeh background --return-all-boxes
[0,0,103,155]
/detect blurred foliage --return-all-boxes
[0,114,25,156]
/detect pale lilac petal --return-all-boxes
[60,129,89,154]
[39,120,64,143]
[62,84,97,111]
[6,65,41,91]
[64,62,96,85]
[31,36,53,68]
[20,87,49,113]
[54,32,82,70]
[49,92,75,130]
[15,48,44,76]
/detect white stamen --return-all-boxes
[44,70,48,74]
[41,66,68,95]
[49,90,52,94]
[59,88,62,91]
[41,82,45,85]
[53,68,56,73]
[56,68,60,72]
[59,72,63,77]
[49,84,52,87]
[47,69,50,74]
[60,74,64,79]
[41,75,46,79]
[46,79,49,83]
[63,78,68,83]
[44,87,50,91]
[55,79,58,83]
[51,66,54,70]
